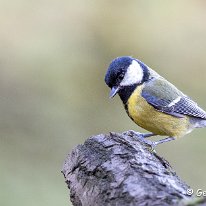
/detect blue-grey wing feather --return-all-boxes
[142,79,206,119]
[142,90,185,118]
[173,97,206,119]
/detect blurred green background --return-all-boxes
[1,0,206,205]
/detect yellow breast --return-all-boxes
[126,85,191,137]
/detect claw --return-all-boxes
[141,139,156,151]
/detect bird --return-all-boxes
[104,56,206,148]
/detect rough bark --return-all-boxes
[62,131,206,206]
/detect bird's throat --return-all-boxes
[118,84,138,104]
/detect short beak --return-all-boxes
[109,86,120,98]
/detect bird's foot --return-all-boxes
[122,130,156,139]
[123,130,175,151]
[144,137,175,151]
[122,130,157,152]
[138,138,157,152]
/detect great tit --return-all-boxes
[105,56,206,147]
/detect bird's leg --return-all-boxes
[140,133,156,138]
[123,130,175,150]
[123,131,175,151]
[123,130,156,138]
[153,137,175,146]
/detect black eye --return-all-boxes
[120,73,124,79]
[117,73,124,82]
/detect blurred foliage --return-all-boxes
[0,0,206,205]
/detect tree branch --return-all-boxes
[62,131,206,206]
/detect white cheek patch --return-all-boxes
[120,60,143,86]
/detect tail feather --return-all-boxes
[191,118,206,128]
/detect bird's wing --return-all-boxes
[142,77,206,119]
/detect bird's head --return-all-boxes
[105,56,150,98]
